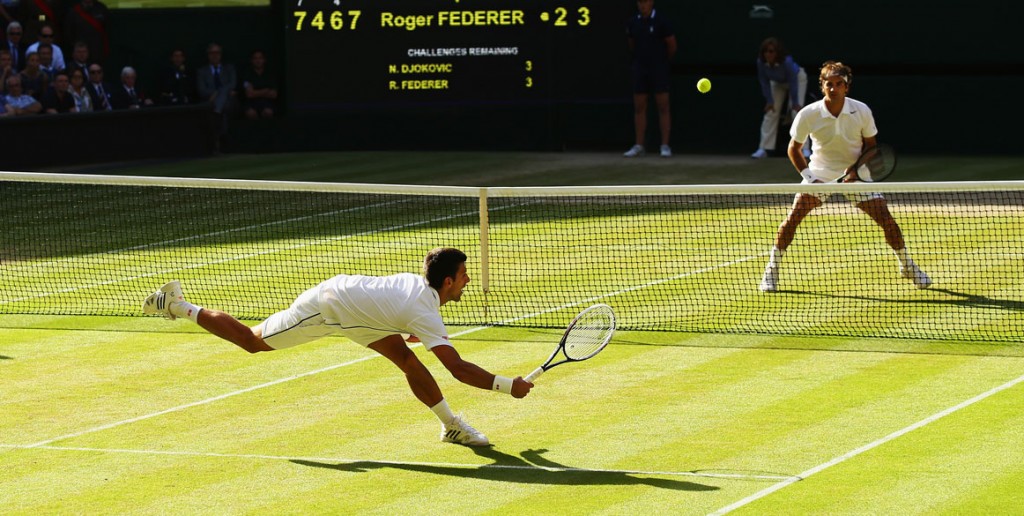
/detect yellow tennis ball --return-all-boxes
[697,77,711,93]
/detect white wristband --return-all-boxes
[492,375,513,395]
[799,168,817,182]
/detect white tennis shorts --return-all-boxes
[802,169,882,204]
[253,284,401,350]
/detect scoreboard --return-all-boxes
[284,0,631,112]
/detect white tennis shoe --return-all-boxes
[900,261,932,289]
[623,144,644,158]
[441,415,490,446]
[751,148,769,159]
[759,264,779,292]
[142,280,185,320]
[660,144,672,158]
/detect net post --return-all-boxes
[478,188,490,320]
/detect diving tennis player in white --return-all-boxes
[143,247,533,446]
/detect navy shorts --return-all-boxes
[632,64,671,94]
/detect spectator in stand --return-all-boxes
[197,42,237,149]
[196,42,236,114]
[41,70,75,113]
[36,43,58,76]
[157,48,195,105]
[4,75,42,115]
[240,49,277,119]
[0,93,8,115]
[26,23,65,71]
[64,0,108,64]
[66,40,90,77]
[19,51,50,100]
[5,21,26,72]
[85,62,110,110]
[110,65,152,109]
[67,66,91,111]
[0,48,13,94]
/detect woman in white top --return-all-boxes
[143,247,533,446]
[68,68,92,112]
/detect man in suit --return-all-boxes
[157,48,195,105]
[66,41,91,77]
[196,42,237,150]
[84,62,111,110]
[196,42,236,115]
[109,65,152,109]
[5,21,26,72]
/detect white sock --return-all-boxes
[769,246,785,266]
[893,247,911,267]
[169,301,202,323]
[430,399,456,426]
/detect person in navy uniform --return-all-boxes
[623,0,676,158]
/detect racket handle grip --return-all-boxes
[524,367,544,383]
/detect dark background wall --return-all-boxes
[662,1,1024,156]
[5,1,1021,169]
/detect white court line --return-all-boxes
[708,371,1024,515]
[17,353,384,449]
[0,444,795,482]
[17,327,486,449]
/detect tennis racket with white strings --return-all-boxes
[524,304,616,382]
[838,143,897,182]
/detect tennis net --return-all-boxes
[2,172,1022,342]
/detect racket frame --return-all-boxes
[850,143,897,182]
[524,304,616,383]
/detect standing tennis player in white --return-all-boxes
[143,247,533,446]
[759,61,931,292]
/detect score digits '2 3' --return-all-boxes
[542,6,590,26]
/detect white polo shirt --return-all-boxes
[791,97,878,180]
[319,273,451,350]
[26,42,66,71]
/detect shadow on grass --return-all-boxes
[0,355,10,360]
[786,287,1024,312]
[292,447,718,491]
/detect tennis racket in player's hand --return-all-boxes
[524,304,616,382]
[841,143,897,183]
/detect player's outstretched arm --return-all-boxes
[431,345,533,398]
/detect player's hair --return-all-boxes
[758,37,787,64]
[423,247,467,289]
[819,60,852,87]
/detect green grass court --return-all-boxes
[3,152,1024,513]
